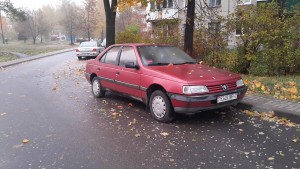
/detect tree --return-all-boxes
[36,8,51,43]
[103,0,118,47]
[0,1,26,44]
[83,0,98,41]
[61,0,79,45]
[25,10,39,44]
[184,0,195,56]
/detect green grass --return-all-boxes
[0,40,77,62]
[0,53,18,62]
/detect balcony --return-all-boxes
[146,8,179,22]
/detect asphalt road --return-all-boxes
[0,52,299,169]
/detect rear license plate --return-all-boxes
[217,93,237,103]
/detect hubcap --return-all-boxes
[152,96,166,118]
[92,80,100,96]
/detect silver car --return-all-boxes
[76,41,104,60]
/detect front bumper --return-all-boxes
[168,86,248,114]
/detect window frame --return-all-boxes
[99,46,121,65]
[209,0,221,8]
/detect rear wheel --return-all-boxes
[92,77,105,98]
[149,90,174,123]
[78,57,82,60]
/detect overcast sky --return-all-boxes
[10,0,83,10]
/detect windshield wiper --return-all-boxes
[147,63,170,66]
[174,62,197,65]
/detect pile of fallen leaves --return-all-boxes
[243,110,299,127]
[243,75,300,102]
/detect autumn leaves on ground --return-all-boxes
[243,75,300,102]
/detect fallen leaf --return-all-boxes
[160,132,169,137]
[168,140,175,146]
[170,159,175,162]
[22,139,30,144]
[128,103,133,107]
[268,157,275,160]
[258,132,265,135]
[292,139,298,143]
[237,122,245,125]
[134,134,141,137]
[0,113,7,116]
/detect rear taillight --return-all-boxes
[92,48,97,52]
[76,49,79,52]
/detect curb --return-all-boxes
[0,48,76,68]
[238,97,300,123]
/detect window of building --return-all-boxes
[237,0,251,5]
[119,47,137,67]
[208,22,221,33]
[209,0,221,7]
[163,0,174,8]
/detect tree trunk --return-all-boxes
[40,34,43,43]
[0,11,5,44]
[103,0,117,47]
[184,0,195,57]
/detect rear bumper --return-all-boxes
[76,52,98,58]
[168,86,248,114]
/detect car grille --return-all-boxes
[207,82,237,93]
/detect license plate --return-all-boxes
[217,93,237,103]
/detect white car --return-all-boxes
[76,41,104,60]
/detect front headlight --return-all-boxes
[183,86,209,94]
[236,79,244,87]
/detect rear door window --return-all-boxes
[100,47,120,65]
[119,47,137,67]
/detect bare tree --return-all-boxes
[25,10,39,44]
[61,0,79,45]
[83,0,98,41]
[37,9,51,43]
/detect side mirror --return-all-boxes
[125,62,139,69]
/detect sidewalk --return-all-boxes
[239,94,300,123]
[0,48,76,68]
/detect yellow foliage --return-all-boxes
[261,85,266,91]
[287,81,296,86]
[287,87,298,95]
[254,81,262,88]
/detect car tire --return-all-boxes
[78,57,82,60]
[149,90,174,123]
[92,77,105,98]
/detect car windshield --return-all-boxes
[79,42,97,47]
[137,46,196,66]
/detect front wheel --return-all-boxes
[92,77,105,98]
[149,90,174,123]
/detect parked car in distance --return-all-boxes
[85,44,248,122]
[76,41,104,60]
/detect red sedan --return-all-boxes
[85,44,248,122]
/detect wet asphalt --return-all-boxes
[0,51,299,169]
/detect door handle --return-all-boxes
[116,72,120,75]
[97,68,100,70]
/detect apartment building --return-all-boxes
[145,0,299,47]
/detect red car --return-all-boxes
[85,44,247,122]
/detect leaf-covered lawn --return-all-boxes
[242,75,300,102]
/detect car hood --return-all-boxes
[145,64,240,85]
